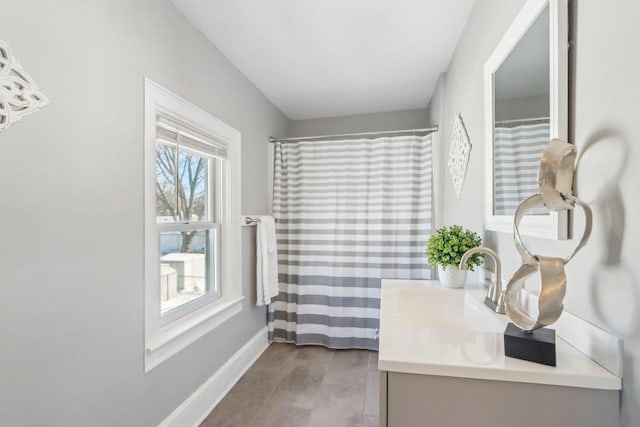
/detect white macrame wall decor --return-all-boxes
[0,40,49,132]
[448,113,472,200]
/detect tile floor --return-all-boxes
[200,343,379,427]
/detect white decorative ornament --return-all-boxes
[0,40,49,132]
[448,113,472,199]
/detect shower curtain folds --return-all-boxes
[494,122,550,215]
[267,135,433,350]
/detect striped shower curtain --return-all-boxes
[494,122,550,215]
[267,135,433,350]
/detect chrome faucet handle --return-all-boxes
[459,247,506,314]
[495,290,505,314]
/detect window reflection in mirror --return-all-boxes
[493,5,550,216]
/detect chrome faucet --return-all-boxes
[459,247,505,314]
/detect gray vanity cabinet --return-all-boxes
[379,370,619,427]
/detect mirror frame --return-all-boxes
[484,0,569,240]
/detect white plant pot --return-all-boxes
[437,265,467,288]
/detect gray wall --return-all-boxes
[288,109,429,137]
[0,1,288,426]
[495,94,549,121]
[437,0,640,425]
[426,73,446,131]
[427,73,446,229]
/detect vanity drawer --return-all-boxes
[383,371,618,427]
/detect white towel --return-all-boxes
[256,215,279,306]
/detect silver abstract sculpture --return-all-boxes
[504,139,593,332]
[0,40,49,132]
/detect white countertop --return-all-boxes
[378,280,622,390]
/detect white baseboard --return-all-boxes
[160,327,269,427]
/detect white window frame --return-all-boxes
[144,78,243,372]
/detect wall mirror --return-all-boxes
[484,0,569,239]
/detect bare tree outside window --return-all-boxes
[155,144,208,252]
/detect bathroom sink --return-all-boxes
[396,287,504,333]
[378,279,621,391]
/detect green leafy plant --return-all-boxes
[426,225,483,270]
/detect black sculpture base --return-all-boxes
[504,322,556,366]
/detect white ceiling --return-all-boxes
[171,0,475,120]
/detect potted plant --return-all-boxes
[426,225,483,288]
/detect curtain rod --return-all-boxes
[495,116,549,124]
[269,126,438,143]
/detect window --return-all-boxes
[144,79,243,371]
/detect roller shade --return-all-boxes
[156,114,228,159]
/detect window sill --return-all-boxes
[145,295,244,372]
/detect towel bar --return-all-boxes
[242,215,261,226]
